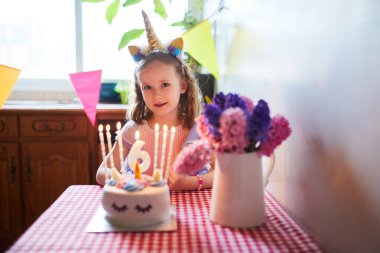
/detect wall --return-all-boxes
[207,0,380,252]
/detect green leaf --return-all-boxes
[106,0,120,24]
[118,29,145,50]
[114,81,127,92]
[171,21,185,27]
[82,0,105,2]
[153,0,167,19]
[122,0,143,7]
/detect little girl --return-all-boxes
[96,11,213,191]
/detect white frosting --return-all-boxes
[101,184,170,227]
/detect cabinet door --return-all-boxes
[0,143,22,251]
[21,141,90,228]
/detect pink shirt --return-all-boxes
[121,120,190,177]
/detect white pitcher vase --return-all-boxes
[210,152,275,228]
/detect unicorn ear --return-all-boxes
[128,45,144,62]
[167,38,184,59]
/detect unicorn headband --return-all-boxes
[128,10,184,62]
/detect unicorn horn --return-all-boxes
[142,10,162,51]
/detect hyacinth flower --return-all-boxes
[258,115,291,157]
[241,96,254,112]
[173,140,212,175]
[246,99,271,151]
[213,92,226,110]
[218,108,249,153]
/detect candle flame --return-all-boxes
[116,121,121,130]
[135,130,140,140]
[106,124,110,132]
[171,126,175,133]
[98,124,103,132]
[155,123,159,131]
[163,124,168,131]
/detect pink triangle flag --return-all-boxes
[69,70,102,126]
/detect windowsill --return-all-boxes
[8,90,79,102]
[8,79,127,103]
[2,100,128,111]
[5,91,127,109]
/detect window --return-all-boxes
[82,0,188,81]
[0,0,76,91]
[0,0,189,97]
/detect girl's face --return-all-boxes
[137,60,187,124]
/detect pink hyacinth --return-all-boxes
[173,140,212,175]
[196,114,209,139]
[218,108,249,153]
[241,96,254,112]
[258,115,291,157]
[196,114,219,148]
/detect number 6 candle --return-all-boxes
[128,130,151,173]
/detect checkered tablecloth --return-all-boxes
[7,185,323,253]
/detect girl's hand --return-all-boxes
[167,169,190,191]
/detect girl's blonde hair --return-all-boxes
[128,52,202,129]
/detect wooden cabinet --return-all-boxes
[0,106,126,251]
[0,142,23,252]
[21,141,89,227]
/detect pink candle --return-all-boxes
[116,122,124,170]
[153,123,159,172]
[160,125,168,172]
[165,126,176,180]
[98,124,106,160]
[106,124,115,168]
[135,130,140,140]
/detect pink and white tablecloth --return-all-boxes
[7,185,323,253]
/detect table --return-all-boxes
[7,185,323,253]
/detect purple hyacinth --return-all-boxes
[203,103,222,138]
[247,99,271,143]
[224,93,247,110]
[203,104,222,128]
[213,92,226,110]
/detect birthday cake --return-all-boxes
[101,167,170,227]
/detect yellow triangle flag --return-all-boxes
[0,65,21,108]
[182,20,219,79]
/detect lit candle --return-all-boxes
[135,130,140,140]
[160,125,168,173]
[98,124,106,161]
[127,130,151,173]
[106,124,115,168]
[165,126,176,180]
[99,124,109,182]
[116,122,124,171]
[153,123,159,173]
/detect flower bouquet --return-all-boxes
[174,92,291,228]
[197,92,291,156]
[173,92,291,175]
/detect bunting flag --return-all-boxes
[182,20,219,80]
[69,70,102,126]
[0,64,21,108]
